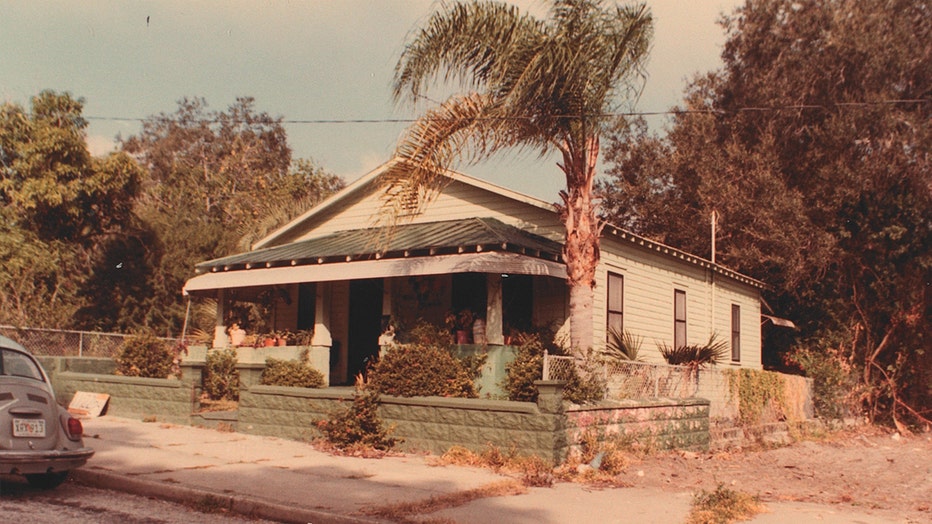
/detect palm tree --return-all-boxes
[381,0,653,354]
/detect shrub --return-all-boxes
[601,328,644,362]
[260,351,325,388]
[502,332,605,404]
[203,348,239,401]
[786,346,857,420]
[115,333,175,379]
[369,343,477,398]
[687,484,764,524]
[659,334,728,367]
[502,333,547,402]
[316,386,398,451]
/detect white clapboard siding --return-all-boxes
[595,237,762,368]
[294,179,565,242]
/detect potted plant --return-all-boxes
[445,310,475,344]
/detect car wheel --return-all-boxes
[25,471,70,489]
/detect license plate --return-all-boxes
[13,418,46,437]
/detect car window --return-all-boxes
[0,349,44,381]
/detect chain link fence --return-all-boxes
[0,325,133,358]
[542,351,699,400]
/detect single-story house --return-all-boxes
[183,159,766,386]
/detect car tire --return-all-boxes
[25,471,70,489]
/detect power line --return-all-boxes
[70,98,930,126]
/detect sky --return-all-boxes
[0,0,742,201]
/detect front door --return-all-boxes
[346,279,383,384]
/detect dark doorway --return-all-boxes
[347,279,383,383]
[503,274,533,332]
[296,283,316,331]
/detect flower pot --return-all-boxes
[456,330,470,344]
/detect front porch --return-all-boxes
[183,218,570,387]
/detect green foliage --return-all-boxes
[502,331,605,404]
[202,348,239,401]
[120,97,344,335]
[502,333,547,402]
[387,0,653,352]
[316,386,398,451]
[368,324,478,398]
[0,91,144,329]
[659,335,728,368]
[602,328,644,362]
[786,347,857,421]
[688,484,763,524]
[725,369,787,427]
[115,333,175,379]
[601,0,931,425]
[260,351,325,388]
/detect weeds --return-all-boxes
[687,484,764,524]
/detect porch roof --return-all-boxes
[184,218,566,295]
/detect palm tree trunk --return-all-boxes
[559,134,602,355]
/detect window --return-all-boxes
[674,289,687,349]
[731,304,741,362]
[607,272,624,337]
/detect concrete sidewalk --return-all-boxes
[74,416,904,524]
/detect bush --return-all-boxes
[368,321,478,398]
[115,333,175,379]
[502,333,546,402]
[260,352,325,388]
[203,348,239,401]
[659,334,728,367]
[502,332,605,404]
[316,386,398,451]
[369,344,477,398]
[786,346,857,420]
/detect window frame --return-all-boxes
[731,304,741,362]
[674,289,687,349]
[606,272,624,339]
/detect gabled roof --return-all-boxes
[234,158,766,291]
[196,217,562,274]
[254,158,556,249]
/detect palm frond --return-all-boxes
[602,327,644,362]
[658,334,728,368]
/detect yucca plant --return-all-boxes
[602,327,644,362]
[659,334,728,368]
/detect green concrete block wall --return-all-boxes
[238,386,352,442]
[55,372,195,425]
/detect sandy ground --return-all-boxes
[614,427,932,522]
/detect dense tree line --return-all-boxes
[600,0,929,426]
[0,92,343,334]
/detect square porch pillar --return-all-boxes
[212,289,230,348]
[486,274,504,345]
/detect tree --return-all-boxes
[0,91,144,328]
[600,0,930,426]
[384,0,653,353]
[121,97,344,334]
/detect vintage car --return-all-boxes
[0,335,94,488]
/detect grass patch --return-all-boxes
[687,484,765,524]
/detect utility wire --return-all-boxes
[76,98,929,126]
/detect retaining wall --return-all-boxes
[51,371,709,463]
[55,372,195,425]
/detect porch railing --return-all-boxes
[541,350,699,400]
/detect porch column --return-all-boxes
[212,289,230,348]
[311,282,332,347]
[486,274,504,344]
